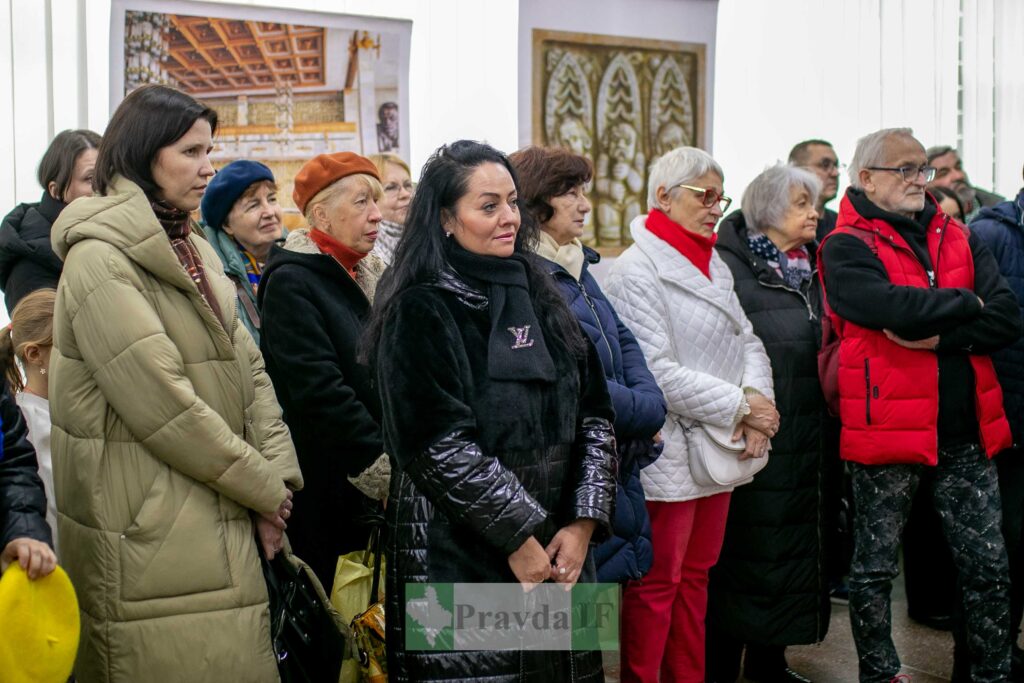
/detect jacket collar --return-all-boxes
[628,213,742,322]
[37,191,65,225]
[52,175,205,294]
[974,189,1024,231]
[279,228,384,302]
[715,210,817,291]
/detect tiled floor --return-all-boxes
[604,582,956,682]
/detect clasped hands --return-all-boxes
[733,392,779,460]
[255,489,293,560]
[507,519,597,591]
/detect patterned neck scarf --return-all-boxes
[747,231,812,290]
[237,242,262,294]
[151,198,225,328]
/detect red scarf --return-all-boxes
[309,228,366,279]
[645,208,717,279]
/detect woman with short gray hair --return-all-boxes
[707,164,838,682]
[605,147,777,682]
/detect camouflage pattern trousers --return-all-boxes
[848,443,1011,683]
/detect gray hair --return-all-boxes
[848,127,916,189]
[743,165,822,233]
[647,146,724,211]
[926,144,957,163]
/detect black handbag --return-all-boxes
[261,549,346,683]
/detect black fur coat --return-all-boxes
[376,270,617,682]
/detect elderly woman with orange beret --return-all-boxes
[258,152,390,589]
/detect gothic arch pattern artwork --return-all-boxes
[533,30,706,248]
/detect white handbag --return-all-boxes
[682,419,769,487]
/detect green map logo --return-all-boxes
[405,583,455,651]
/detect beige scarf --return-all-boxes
[536,230,586,281]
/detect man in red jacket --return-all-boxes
[818,127,1021,683]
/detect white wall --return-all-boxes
[517,0,718,151]
[0,0,522,208]
[713,0,1024,212]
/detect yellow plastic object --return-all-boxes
[0,563,80,683]
[330,550,385,626]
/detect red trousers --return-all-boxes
[620,493,732,683]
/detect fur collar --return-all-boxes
[284,228,386,302]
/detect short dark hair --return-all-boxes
[37,129,101,199]
[930,185,965,219]
[94,84,218,196]
[508,146,593,224]
[788,139,834,165]
[926,145,957,163]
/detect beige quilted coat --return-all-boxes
[50,176,303,683]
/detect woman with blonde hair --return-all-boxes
[259,151,391,590]
[367,152,413,265]
[0,288,57,550]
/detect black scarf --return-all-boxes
[447,244,557,383]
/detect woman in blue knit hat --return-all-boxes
[200,160,284,342]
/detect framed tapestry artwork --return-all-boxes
[110,0,411,229]
[532,29,706,249]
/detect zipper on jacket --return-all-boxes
[574,279,616,364]
[864,359,872,424]
[931,215,951,287]
[755,277,818,322]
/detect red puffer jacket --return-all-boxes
[819,201,1012,466]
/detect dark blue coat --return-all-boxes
[544,247,666,582]
[970,190,1024,442]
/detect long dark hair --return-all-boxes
[364,140,585,361]
[94,84,218,197]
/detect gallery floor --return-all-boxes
[603,581,956,682]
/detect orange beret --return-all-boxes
[292,152,381,213]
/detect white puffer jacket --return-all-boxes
[604,215,774,502]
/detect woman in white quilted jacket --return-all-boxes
[604,146,778,683]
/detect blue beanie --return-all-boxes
[201,160,276,231]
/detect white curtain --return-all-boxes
[713,0,1021,207]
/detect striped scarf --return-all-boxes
[151,199,226,328]
[237,243,262,294]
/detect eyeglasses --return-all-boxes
[383,180,415,195]
[809,159,846,173]
[865,165,937,183]
[675,184,732,213]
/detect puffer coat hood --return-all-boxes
[0,192,65,313]
[50,176,303,683]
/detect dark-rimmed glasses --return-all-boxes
[675,184,732,213]
[865,165,937,183]
[809,159,846,173]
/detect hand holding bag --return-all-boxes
[683,419,769,487]
[261,547,348,683]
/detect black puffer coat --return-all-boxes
[376,270,617,682]
[0,193,65,314]
[707,211,835,646]
[0,380,51,549]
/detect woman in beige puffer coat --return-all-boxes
[49,84,302,683]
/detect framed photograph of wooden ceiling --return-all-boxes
[109,0,411,225]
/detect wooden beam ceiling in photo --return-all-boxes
[165,16,326,94]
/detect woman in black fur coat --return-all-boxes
[366,140,618,682]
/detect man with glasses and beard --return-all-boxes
[818,127,1020,683]
[789,139,843,239]
[927,144,1005,220]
